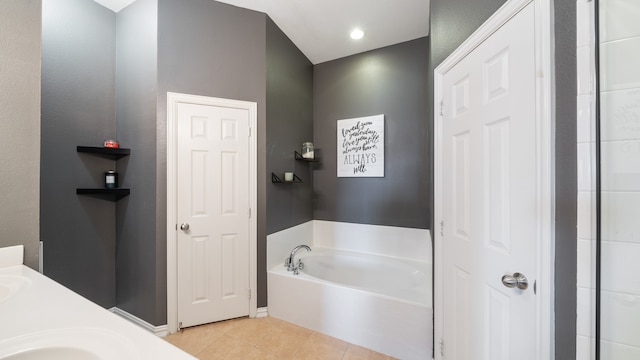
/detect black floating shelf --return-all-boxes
[294,151,318,162]
[271,172,302,184]
[77,188,130,201]
[77,146,131,159]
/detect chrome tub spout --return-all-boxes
[285,245,311,275]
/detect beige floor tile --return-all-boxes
[196,334,256,360]
[244,347,281,360]
[165,316,393,360]
[225,316,280,345]
[254,322,312,357]
[292,332,349,360]
[163,323,224,356]
[308,332,350,350]
[343,344,397,360]
[203,316,247,334]
[269,316,313,337]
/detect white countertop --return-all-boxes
[0,246,195,359]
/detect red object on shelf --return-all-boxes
[104,140,119,148]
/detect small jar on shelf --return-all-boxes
[104,170,118,189]
[301,142,314,159]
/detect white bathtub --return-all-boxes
[268,248,432,360]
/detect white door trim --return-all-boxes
[433,0,555,358]
[166,92,258,333]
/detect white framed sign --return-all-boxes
[337,114,384,177]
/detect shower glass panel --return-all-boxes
[598,0,640,358]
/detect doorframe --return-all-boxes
[433,0,554,358]
[166,92,258,333]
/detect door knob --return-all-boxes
[180,223,190,231]
[501,272,528,290]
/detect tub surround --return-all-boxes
[266,220,432,269]
[266,221,314,270]
[313,220,431,261]
[0,245,194,359]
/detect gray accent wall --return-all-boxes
[41,0,117,308]
[266,17,314,235]
[0,0,41,270]
[115,0,160,325]
[157,0,268,312]
[313,38,430,229]
[35,1,580,346]
[553,0,578,358]
[40,0,297,324]
[429,0,577,357]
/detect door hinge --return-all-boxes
[439,339,445,357]
[440,101,445,116]
[248,208,251,218]
[249,127,252,137]
[440,220,445,237]
[248,289,252,300]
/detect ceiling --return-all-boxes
[94,0,430,64]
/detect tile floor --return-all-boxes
[163,316,397,360]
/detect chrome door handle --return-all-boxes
[501,272,528,290]
[180,223,190,231]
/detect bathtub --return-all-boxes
[268,248,432,360]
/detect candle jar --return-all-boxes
[302,142,314,159]
[105,170,118,189]
[103,139,119,148]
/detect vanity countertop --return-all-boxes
[0,252,195,359]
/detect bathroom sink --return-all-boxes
[0,275,31,303]
[0,328,139,360]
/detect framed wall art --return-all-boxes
[337,114,384,177]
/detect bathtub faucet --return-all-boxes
[285,245,311,275]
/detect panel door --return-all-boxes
[441,3,538,359]
[176,102,250,328]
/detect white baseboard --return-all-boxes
[256,307,268,318]
[111,307,266,336]
[110,307,169,337]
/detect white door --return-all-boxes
[176,101,251,328]
[439,3,538,359]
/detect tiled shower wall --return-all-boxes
[576,0,597,357]
[577,0,640,358]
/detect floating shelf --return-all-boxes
[77,146,131,160]
[271,172,302,183]
[76,188,130,201]
[76,146,131,201]
[294,151,318,162]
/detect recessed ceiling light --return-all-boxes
[350,28,365,40]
